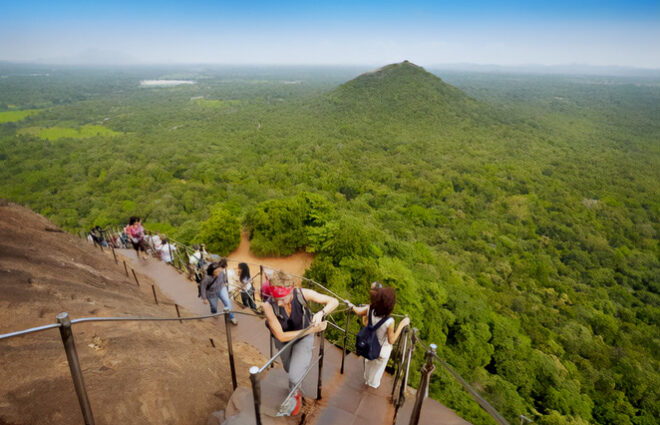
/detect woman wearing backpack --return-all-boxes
[263,271,338,416]
[351,286,410,388]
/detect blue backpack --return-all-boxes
[356,307,390,360]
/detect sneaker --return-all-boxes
[230,317,238,325]
[291,391,302,416]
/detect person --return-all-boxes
[200,259,237,325]
[188,244,204,281]
[263,271,338,416]
[237,262,257,309]
[88,226,107,247]
[260,267,274,302]
[157,236,176,264]
[124,217,149,259]
[226,262,240,296]
[350,286,410,388]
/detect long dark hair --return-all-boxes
[370,287,396,317]
[238,262,250,282]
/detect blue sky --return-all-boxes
[2,0,659,67]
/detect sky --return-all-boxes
[1,0,659,68]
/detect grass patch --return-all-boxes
[0,109,41,123]
[18,125,123,140]
[192,98,240,108]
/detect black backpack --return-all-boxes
[356,307,390,360]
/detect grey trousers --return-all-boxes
[273,333,315,390]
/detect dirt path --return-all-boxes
[227,233,314,277]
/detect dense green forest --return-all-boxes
[1,61,658,425]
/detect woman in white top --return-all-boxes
[352,286,410,388]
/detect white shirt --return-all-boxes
[370,310,395,358]
[158,243,176,263]
[189,251,202,265]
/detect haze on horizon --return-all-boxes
[2,0,659,69]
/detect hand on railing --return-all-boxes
[309,320,327,334]
[312,310,325,325]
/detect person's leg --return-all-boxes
[364,356,388,388]
[208,296,219,314]
[247,288,257,309]
[240,291,250,308]
[273,338,293,373]
[218,286,235,320]
[287,334,315,391]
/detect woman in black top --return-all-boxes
[263,271,338,415]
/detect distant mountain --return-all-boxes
[324,61,482,124]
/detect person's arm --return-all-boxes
[263,302,326,342]
[301,288,339,325]
[351,304,369,317]
[387,317,410,345]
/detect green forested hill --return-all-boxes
[0,62,658,425]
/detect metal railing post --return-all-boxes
[56,312,95,425]
[249,367,263,425]
[409,343,437,425]
[175,304,182,324]
[317,328,325,400]
[391,326,408,399]
[123,260,129,277]
[259,265,263,300]
[393,328,416,424]
[340,307,351,374]
[131,269,140,287]
[224,309,238,390]
[111,246,118,264]
[151,285,159,304]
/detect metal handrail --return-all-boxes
[256,327,311,374]
[78,231,515,425]
[0,309,250,425]
[0,323,62,340]
[413,338,512,425]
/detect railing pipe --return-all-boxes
[432,352,511,425]
[131,269,140,287]
[224,308,238,390]
[391,326,408,399]
[398,329,417,407]
[409,343,437,425]
[317,328,325,400]
[57,312,95,425]
[269,335,274,368]
[151,285,159,304]
[0,323,61,341]
[249,366,262,425]
[259,265,263,300]
[257,328,309,374]
[340,306,351,374]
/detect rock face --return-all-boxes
[0,202,262,425]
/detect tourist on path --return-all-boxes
[263,271,338,415]
[237,262,257,309]
[351,286,410,388]
[157,236,176,264]
[124,217,149,259]
[200,259,237,325]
